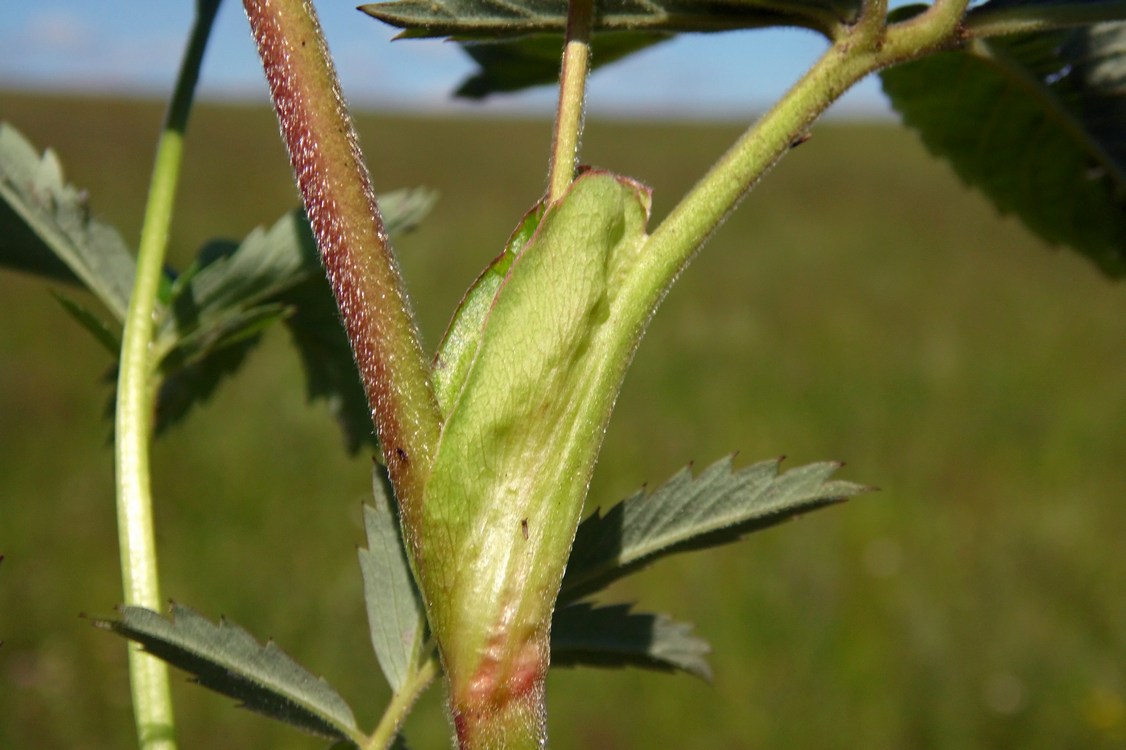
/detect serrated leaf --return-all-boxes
[152,307,288,436]
[240,190,434,453]
[93,603,361,743]
[454,32,670,99]
[145,212,316,434]
[551,602,712,680]
[145,189,435,447]
[361,0,859,40]
[152,210,338,441]
[880,19,1126,277]
[166,188,434,327]
[0,122,136,320]
[359,464,427,691]
[52,291,121,355]
[163,212,318,326]
[279,275,377,453]
[561,456,868,601]
[163,303,290,368]
[967,0,1126,32]
[380,187,441,238]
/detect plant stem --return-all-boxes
[883,0,969,54]
[114,2,220,748]
[637,0,969,306]
[366,656,440,750]
[244,0,441,519]
[452,688,545,750]
[638,46,875,301]
[854,0,889,47]
[547,0,595,203]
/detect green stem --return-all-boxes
[547,0,595,203]
[366,656,440,750]
[966,0,1126,38]
[853,0,889,47]
[114,2,221,748]
[883,0,969,54]
[638,0,969,303]
[244,0,440,519]
[639,45,875,299]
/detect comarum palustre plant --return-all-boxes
[1,0,1124,747]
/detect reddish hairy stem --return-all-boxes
[244,0,440,512]
[453,672,546,750]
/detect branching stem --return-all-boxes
[853,0,889,47]
[366,656,440,750]
[637,0,972,310]
[114,2,220,748]
[547,0,595,203]
[883,0,969,53]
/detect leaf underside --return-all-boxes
[881,18,1126,278]
[0,122,136,320]
[359,465,427,692]
[362,0,858,97]
[141,192,431,447]
[52,291,121,354]
[153,316,280,435]
[551,602,712,680]
[0,118,436,448]
[93,604,359,742]
[360,0,858,39]
[277,274,379,453]
[561,455,869,602]
[158,190,434,447]
[455,33,671,99]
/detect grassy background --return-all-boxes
[1,91,1125,749]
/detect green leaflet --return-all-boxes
[152,305,289,434]
[967,0,1126,35]
[361,0,859,40]
[454,33,671,99]
[363,0,861,98]
[359,465,428,692]
[881,19,1126,278]
[415,171,652,693]
[551,602,712,680]
[143,192,433,449]
[0,114,436,450]
[52,291,121,355]
[561,455,870,601]
[93,604,362,744]
[0,122,136,320]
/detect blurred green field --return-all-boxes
[1,90,1125,749]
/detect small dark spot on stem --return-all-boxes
[395,447,409,465]
[790,132,812,149]
[453,711,469,745]
[520,518,529,540]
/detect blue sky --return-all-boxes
[0,1,894,119]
